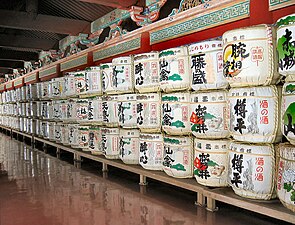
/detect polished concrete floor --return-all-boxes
[0,133,290,225]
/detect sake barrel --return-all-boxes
[277,143,295,212]
[162,93,191,135]
[76,99,88,122]
[277,14,295,81]
[64,74,76,97]
[21,103,26,117]
[41,101,48,119]
[25,102,31,117]
[78,125,89,150]
[54,122,62,143]
[41,121,49,138]
[87,96,103,125]
[23,117,28,133]
[112,56,134,94]
[30,101,37,118]
[189,40,228,91]
[137,93,161,133]
[35,119,40,136]
[100,63,116,95]
[134,52,160,93]
[85,66,102,96]
[229,86,281,143]
[47,81,53,99]
[190,90,229,139]
[117,94,137,128]
[20,86,27,101]
[223,24,279,87]
[74,71,87,94]
[47,101,53,121]
[282,82,295,145]
[88,126,102,155]
[66,99,77,122]
[60,124,69,145]
[36,101,42,118]
[40,81,49,99]
[36,82,42,99]
[48,121,55,141]
[228,141,276,200]
[159,47,191,92]
[119,129,140,164]
[51,77,63,99]
[139,133,163,171]
[69,123,79,147]
[102,95,119,127]
[27,118,35,134]
[52,100,61,121]
[101,127,120,159]
[15,88,21,102]
[163,136,193,178]
[28,84,38,100]
[59,77,65,99]
[59,100,68,120]
[194,138,229,187]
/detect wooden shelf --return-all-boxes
[0,125,292,224]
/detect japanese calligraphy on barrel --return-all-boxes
[228,86,281,143]
[101,127,120,159]
[119,129,140,164]
[118,94,137,128]
[194,138,229,187]
[223,24,279,87]
[228,141,276,200]
[189,40,228,91]
[78,125,89,150]
[162,92,191,135]
[134,52,160,93]
[163,136,193,178]
[277,14,295,81]
[88,126,102,155]
[190,90,229,138]
[139,133,163,171]
[102,95,119,127]
[137,93,161,132]
[84,66,102,96]
[100,63,116,95]
[159,47,191,92]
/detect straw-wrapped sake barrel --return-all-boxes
[100,63,116,95]
[159,47,190,93]
[112,56,134,94]
[84,66,102,96]
[163,136,193,178]
[139,133,163,170]
[194,138,229,187]
[277,143,295,212]
[101,127,120,159]
[65,99,77,122]
[134,52,160,93]
[102,95,119,127]
[119,129,140,164]
[88,126,102,155]
[282,82,295,145]
[117,94,137,128]
[30,101,37,118]
[277,14,295,81]
[69,123,79,147]
[52,100,61,121]
[228,86,281,143]
[78,125,89,150]
[87,96,103,125]
[162,93,191,135]
[51,77,63,99]
[27,84,38,100]
[74,71,87,94]
[64,74,76,97]
[190,90,229,139]
[189,40,228,91]
[228,141,276,200]
[60,124,69,145]
[223,24,279,87]
[75,99,88,122]
[54,122,62,143]
[35,119,40,136]
[137,93,161,133]
[48,121,55,141]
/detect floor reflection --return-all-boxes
[0,134,287,225]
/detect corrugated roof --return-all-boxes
[39,0,114,22]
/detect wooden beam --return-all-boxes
[0,48,38,61]
[0,34,57,50]
[78,0,140,9]
[0,9,90,35]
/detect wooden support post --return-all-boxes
[43,143,48,153]
[56,148,61,159]
[74,154,82,169]
[10,129,12,139]
[206,197,218,212]
[102,163,108,172]
[195,192,206,207]
[102,171,108,179]
[139,174,147,186]
[140,185,147,195]
[31,136,34,148]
